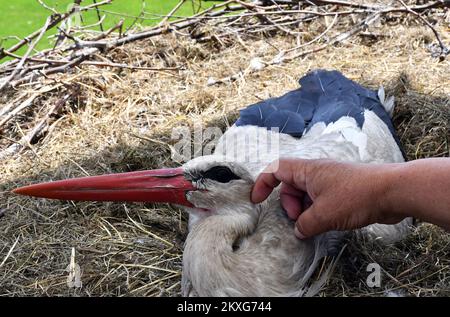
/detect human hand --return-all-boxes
[251,159,405,239]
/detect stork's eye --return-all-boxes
[202,166,240,183]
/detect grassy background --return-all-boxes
[0,0,214,58]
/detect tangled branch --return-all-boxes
[0,0,448,91]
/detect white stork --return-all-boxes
[14,70,412,296]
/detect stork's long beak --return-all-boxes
[13,168,195,207]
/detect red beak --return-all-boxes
[13,168,195,207]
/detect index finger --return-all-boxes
[251,158,309,203]
[251,166,281,203]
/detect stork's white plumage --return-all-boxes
[14,69,412,297]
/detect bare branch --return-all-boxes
[396,0,449,60]
[0,0,448,89]
[0,16,52,91]
[0,0,112,61]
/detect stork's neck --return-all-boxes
[182,202,317,296]
[185,211,258,260]
[183,209,260,296]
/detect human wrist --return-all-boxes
[373,163,410,222]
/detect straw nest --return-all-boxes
[0,1,449,296]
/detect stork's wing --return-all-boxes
[235,69,401,148]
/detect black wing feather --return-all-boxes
[235,69,401,149]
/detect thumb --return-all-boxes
[294,203,331,239]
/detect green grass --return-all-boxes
[0,0,216,60]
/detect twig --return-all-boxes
[91,20,124,41]
[0,16,51,91]
[0,85,61,130]
[266,0,448,12]
[19,91,74,151]
[0,94,40,130]
[124,0,146,35]
[283,13,338,54]
[92,0,105,32]
[1,0,448,89]
[0,0,112,61]
[158,0,187,27]
[79,61,180,72]
[208,12,380,85]
[37,0,58,14]
[11,55,87,87]
[0,236,20,268]
[396,0,449,60]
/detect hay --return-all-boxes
[0,0,449,296]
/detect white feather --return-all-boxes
[378,86,395,117]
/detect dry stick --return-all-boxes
[0,85,61,130]
[80,0,446,48]
[79,61,180,72]
[283,13,338,54]
[281,12,381,62]
[0,236,20,268]
[0,63,53,77]
[11,55,87,87]
[195,12,317,42]
[2,1,448,87]
[158,0,187,27]
[239,1,301,36]
[94,0,239,33]
[207,12,380,86]
[2,2,245,87]
[123,0,146,35]
[3,91,74,160]
[76,15,107,31]
[0,0,112,61]
[201,5,348,39]
[0,17,52,92]
[1,50,70,66]
[10,49,180,88]
[75,2,246,48]
[272,0,448,12]
[92,0,105,32]
[37,0,58,14]
[91,20,124,41]
[222,1,448,20]
[396,0,449,60]
[0,94,40,130]
[93,8,160,21]
[1,49,177,72]
[215,8,364,18]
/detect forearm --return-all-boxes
[382,158,450,230]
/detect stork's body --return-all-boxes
[183,70,410,296]
[14,70,412,297]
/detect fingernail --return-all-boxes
[294,226,306,239]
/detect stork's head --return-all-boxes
[13,155,257,216]
[183,156,256,216]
